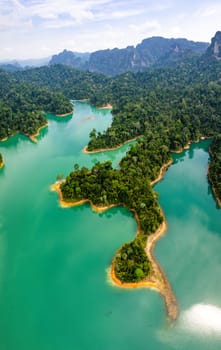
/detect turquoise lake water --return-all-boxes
[0,101,221,349]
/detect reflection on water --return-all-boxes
[1,103,221,350]
[0,134,29,148]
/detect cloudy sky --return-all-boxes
[0,0,220,60]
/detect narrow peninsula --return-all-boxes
[83,137,141,154]
[51,154,178,321]
[26,32,221,322]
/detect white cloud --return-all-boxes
[109,9,144,19]
[0,0,114,30]
[197,2,221,17]
[158,303,221,348]
[0,0,219,60]
[165,26,182,38]
[129,20,162,37]
[149,1,173,12]
[30,0,95,22]
[1,47,13,55]
[45,19,77,29]
[0,0,174,31]
[181,304,221,335]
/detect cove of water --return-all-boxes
[0,101,221,350]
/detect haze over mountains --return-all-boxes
[49,36,209,76]
[0,35,209,76]
[2,32,221,77]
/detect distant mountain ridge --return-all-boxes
[0,57,51,71]
[0,35,214,76]
[0,62,23,72]
[49,36,209,76]
[49,50,90,69]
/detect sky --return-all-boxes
[0,0,221,61]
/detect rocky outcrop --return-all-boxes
[49,37,209,76]
[206,31,221,60]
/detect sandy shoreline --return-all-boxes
[109,221,167,292]
[109,264,158,290]
[55,110,73,117]
[51,136,203,321]
[0,125,48,143]
[50,181,117,212]
[172,137,210,154]
[98,103,113,110]
[28,122,49,143]
[0,137,9,142]
[0,159,4,169]
[171,143,190,153]
[151,160,173,186]
[110,216,178,321]
[0,133,18,142]
[83,136,141,154]
[51,176,178,320]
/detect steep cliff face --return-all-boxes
[49,36,209,76]
[206,31,221,60]
[88,46,136,76]
[88,37,208,75]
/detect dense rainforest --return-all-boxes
[61,135,171,282]
[0,68,73,163]
[209,135,221,205]
[0,69,73,141]
[59,56,221,281]
[1,34,221,282]
[12,65,109,101]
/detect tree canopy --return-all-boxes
[1,55,221,282]
[0,69,73,141]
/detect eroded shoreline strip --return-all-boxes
[208,167,221,208]
[150,160,173,186]
[28,122,49,143]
